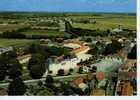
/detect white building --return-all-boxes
[0,46,13,54]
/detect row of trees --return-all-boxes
[65,21,110,37]
[0,27,31,38]
[1,31,26,39]
[0,30,71,39]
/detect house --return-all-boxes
[96,71,105,81]
[17,54,32,64]
[90,88,105,96]
[112,28,123,33]
[78,83,88,92]
[72,76,84,86]
[0,46,13,54]
[71,76,89,92]
[89,18,96,24]
[87,73,94,81]
[0,89,8,96]
[117,81,133,96]
[112,25,123,33]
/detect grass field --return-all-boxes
[0,39,36,47]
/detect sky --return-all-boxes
[0,0,136,12]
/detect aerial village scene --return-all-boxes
[0,0,137,96]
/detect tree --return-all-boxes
[78,67,83,74]
[28,53,45,70]
[28,53,46,79]
[45,75,54,88]
[85,37,92,42]
[65,21,73,33]
[72,87,84,95]
[103,39,122,55]
[8,77,26,95]
[127,44,136,59]
[28,43,42,54]
[37,81,43,87]
[29,64,46,79]
[57,69,65,76]
[6,49,17,58]
[90,66,97,73]
[106,29,111,34]
[0,51,22,80]
[48,46,70,57]
[61,83,75,95]
[68,68,74,75]
[0,68,6,81]
[46,75,54,84]
[2,31,26,39]
[88,46,99,55]
[7,59,22,79]
[8,67,22,79]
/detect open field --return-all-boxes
[67,13,136,30]
[72,18,136,30]
[0,39,36,47]
[72,19,136,30]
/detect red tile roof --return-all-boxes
[72,76,84,86]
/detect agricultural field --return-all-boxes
[0,39,36,47]
[69,13,136,30]
[0,24,27,33]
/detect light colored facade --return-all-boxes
[0,46,13,54]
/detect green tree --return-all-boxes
[103,39,122,55]
[68,68,74,75]
[29,64,46,79]
[28,53,46,79]
[28,43,42,54]
[78,67,83,74]
[65,21,73,33]
[8,77,26,95]
[127,44,136,59]
[0,51,22,80]
[45,75,54,88]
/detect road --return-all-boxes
[0,74,89,88]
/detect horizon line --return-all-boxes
[0,10,136,14]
